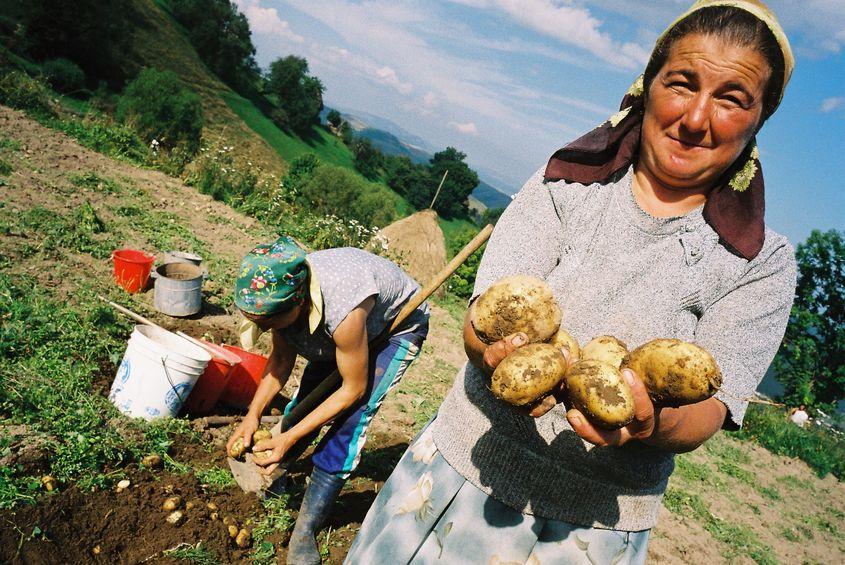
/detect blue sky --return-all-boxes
[234,0,844,245]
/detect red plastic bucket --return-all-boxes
[220,345,268,410]
[181,341,241,416]
[112,249,155,293]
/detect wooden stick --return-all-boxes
[428,170,448,210]
[195,415,282,427]
[97,295,165,330]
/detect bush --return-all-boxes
[117,68,203,153]
[41,58,85,94]
[297,164,397,228]
[446,227,484,299]
[730,404,845,480]
[0,69,55,117]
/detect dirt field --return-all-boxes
[1,105,843,564]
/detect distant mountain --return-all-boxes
[322,106,514,211]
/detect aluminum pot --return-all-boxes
[153,262,204,317]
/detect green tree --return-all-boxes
[773,229,845,410]
[326,109,342,129]
[170,0,260,94]
[480,206,506,226]
[428,147,479,218]
[117,68,204,152]
[351,138,383,179]
[21,0,135,86]
[447,226,484,299]
[385,156,433,206]
[298,165,396,227]
[265,56,325,133]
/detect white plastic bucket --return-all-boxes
[109,325,211,420]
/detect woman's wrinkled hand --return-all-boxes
[226,414,259,456]
[566,368,658,447]
[481,332,529,375]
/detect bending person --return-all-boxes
[226,236,429,565]
[346,1,796,563]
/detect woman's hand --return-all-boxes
[252,432,296,475]
[565,368,657,446]
[226,414,260,455]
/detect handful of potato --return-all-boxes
[228,428,273,459]
[474,277,722,429]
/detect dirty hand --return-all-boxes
[566,368,657,447]
[481,332,529,375]
[252,432,296,475]
[527,346,577,418]
[226,414,259,455]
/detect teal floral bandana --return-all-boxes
[234,236,309,315]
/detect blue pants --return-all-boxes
[284,326,428,479]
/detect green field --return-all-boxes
[221,91,355,170]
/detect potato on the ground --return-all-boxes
[581,335,628,369]
[565,360,635,429]
[471,275,562,344]
[162,496,182,511]
[623,339,721,406]
[491,343,567,406]
[548,328,580,359]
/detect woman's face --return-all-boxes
[639,33,771,192]
[242,303,303,332]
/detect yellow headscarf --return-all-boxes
[656,0,794,110]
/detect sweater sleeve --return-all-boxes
[472,169,563,300]
[694,235,797,428]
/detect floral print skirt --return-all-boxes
[345,421,650,564]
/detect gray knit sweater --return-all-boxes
[430,167,796,531]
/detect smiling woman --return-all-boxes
[345,1,800,564]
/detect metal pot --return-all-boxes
[153,262,204,317]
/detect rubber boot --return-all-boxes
[286,467,345,565]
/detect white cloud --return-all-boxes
[449,121,479,135]
[376,66,414,95]
[234,0,303,42]
[820,96,845,113]
[486,0,649,69]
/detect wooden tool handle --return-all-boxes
[279,224,494,444]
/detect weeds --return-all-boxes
[195,466,236,492]
[0,158,11,175]
[731,404,845,479]
[69,171,125,195]
[251,493,294,564]
[163,542,221,564]
[663,487,778,564]
[0,275,194,505]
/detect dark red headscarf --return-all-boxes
[544,79,766,261]
[543,0,795,261]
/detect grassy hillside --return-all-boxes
[221,91,355,170]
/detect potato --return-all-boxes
[471,275,562,344]
[41,475,57,492]
[228,437,246,459]
[548,327,580,359]
[252,449,273,463]
[623,339,721,406]
[253,429,272,443]
[565,360,635,429]
[162,496,182,512]
[491,343,568,406]
[228,524,239,538]
[141,454,163,469]
[581,335,628,370]
[166,510,185,526]
[236,528,251,548]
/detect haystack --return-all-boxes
[374,209,446,286]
